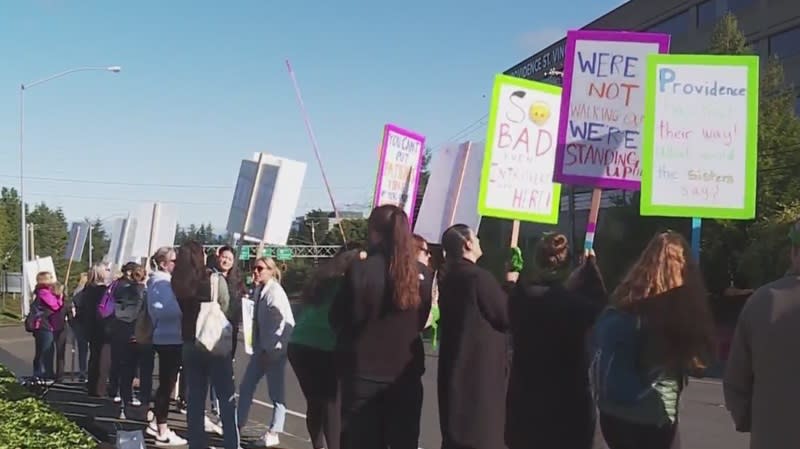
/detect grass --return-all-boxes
[0,294,22,326]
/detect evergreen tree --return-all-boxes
[701,12,800,288]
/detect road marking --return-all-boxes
[0,336,32,344]
[248,398,426,449]
[250,397,308,419]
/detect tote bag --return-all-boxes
[195,273,233,356]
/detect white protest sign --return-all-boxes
[477,74,562,223]
[414,141,483,243]
[641,54,759,219]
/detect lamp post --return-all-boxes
[19,66,121,317]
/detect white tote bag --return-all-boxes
[195,273,233,356]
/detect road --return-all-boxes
[0,325,749,449]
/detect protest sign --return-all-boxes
[478,74,562,225]
[554,30,670,190]
[641,54,759,219]
[373,124,425,223]
[414,141,484,243]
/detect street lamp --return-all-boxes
[19,66,121,317]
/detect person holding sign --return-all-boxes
[436,224,517,449]
[506,235,606,449]
[330,205,432,449]
[591,231,714,449]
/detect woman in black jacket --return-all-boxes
[108,262,146,406]
[79,263,112,397]
[436,224,516,449]
[506,234,607,449]
[330,204,432,449]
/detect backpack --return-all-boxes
[589,307,649,406]
[134,291,153,345]
[97,281,119,319]
[24,298,44,333]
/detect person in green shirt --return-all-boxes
[288,245,363,449]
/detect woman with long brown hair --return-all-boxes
[330,204,432,449]
[592,231,714,449]
[172,241,239,449]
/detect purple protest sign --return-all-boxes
[373,124,426,224]
[554,30,670,190]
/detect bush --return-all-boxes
[0,364,95,449]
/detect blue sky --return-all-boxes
[0,0,624,231]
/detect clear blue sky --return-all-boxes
[0,0,623,231]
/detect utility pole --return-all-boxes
[27,223,35,260]
[87,221,93,267]
[307,220,319,265]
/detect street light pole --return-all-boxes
[19,66,121,317]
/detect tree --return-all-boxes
[86,219,111,265]
[322,219,368,247]
[175,223,226,245]
[28,203,69,284]
[699,13,800,289]
[0,188,22,270]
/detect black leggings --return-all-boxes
[153,345,182,424]
[600,413,676,449]
[339,373,423,449]
[288,344,340,449]
[108,320,138,403]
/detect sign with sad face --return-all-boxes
[478,74,562,223]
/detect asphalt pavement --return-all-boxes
[0,324,749,449]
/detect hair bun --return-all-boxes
[535,233,570,270]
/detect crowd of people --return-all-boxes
[21,205,800,449]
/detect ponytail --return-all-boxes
[388,208,420,310]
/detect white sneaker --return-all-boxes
[259,432,280,447]
[153,429,187,447]
[113,395,121,403]
[129,398,142,407]
[146,421,159,438]
[204,415,223,436]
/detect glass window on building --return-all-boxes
[727,0,757,11]
[697,0,717,28]
[769,26,800,60]
[647,10,690,36]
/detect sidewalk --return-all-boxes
[0,325,293,449]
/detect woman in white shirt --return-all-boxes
[237,257,294,448]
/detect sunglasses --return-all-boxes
[253,265,269,273]
[419,247,431,256]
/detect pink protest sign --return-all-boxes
[373,124,426,223]
[554,30,670,190]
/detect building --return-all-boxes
[504,0,800,238]
[507,0,800,102]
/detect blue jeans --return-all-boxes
[237,351,287,433]
[33,329,55,378]
[182,343,240,449]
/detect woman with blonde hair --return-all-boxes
[238,256,294,448]
[592,231,715,449]
[29,271,64,380]
[79,263,112,396]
